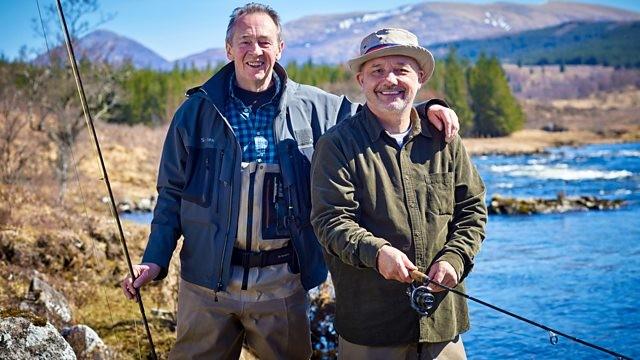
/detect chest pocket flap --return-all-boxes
[425,172,454,215]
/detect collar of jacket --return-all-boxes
[362,104,432,143]
[228,69,282,107]
[200,61,298,116]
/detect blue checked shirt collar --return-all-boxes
[225,73,282,164]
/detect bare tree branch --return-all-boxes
[26,0,120,202]
[0,63,38,184]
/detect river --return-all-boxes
[465,142,640,359]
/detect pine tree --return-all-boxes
[444,48,474,136]
[425,61,445,94]
[468,54,525,137]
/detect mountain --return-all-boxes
[34,1,640,69]
[429,20,640,67]
[277,1,640,64]
[34,30,172,71]
[173,48,227,70]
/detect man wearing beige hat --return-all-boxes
[311,28,488,359]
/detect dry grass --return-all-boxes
[522,87,640,133]
[465,82,640,155]
[462,128,638,155]
[74,285,177,359]
[0,115,182,357]
[505,64,640,100]
[0,178,180,358]
[77,122,167,203]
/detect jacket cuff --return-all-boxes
[361,237,391,269]
[424,98,450,109]
[436,252,465,282]
[141,250,169,281]
[141,227,176,281]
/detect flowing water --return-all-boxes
[465,142,640,359]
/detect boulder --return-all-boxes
[0,309,76,360]
[116,200,132,214]
[488,194,625,215]
[19,277,73,329]
[62,325,110,360]
[542,122,567,132]
[135,196,156,212]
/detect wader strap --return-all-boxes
[231,244,294,268]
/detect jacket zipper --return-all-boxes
[206,149,228,300]
[214,120,237,301]
[195,89,239,301]
[215,166,233,302]
[215,151,224,214]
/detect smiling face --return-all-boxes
[356,55,426,119]
[226,12,284,92]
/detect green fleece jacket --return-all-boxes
[311,106,487,346]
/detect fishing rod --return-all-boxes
[409,270,631,360]
[53,0,157,358]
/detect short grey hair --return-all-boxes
[225,3,283,44]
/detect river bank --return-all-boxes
[463,127,640,155]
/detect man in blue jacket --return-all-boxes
[121,3,459,359]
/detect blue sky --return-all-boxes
[1,0,638,61]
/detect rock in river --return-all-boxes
[488,194,625,215]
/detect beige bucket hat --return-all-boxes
[348,28,435,80]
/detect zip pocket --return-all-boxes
[182,147,222,208]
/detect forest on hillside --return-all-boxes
[430,21,640,68]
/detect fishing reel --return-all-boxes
[406,282,435,316]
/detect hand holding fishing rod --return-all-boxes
[377,245,458,290]
[121,263,161,301]
[53,0,157,358]
[407,269,631,360]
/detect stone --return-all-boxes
[0,312,76,360]
[542,122,567,132]
[488,194,625,215]
[19,277,73,329]
[116,201,132,213]
[151,308,176,332]
[62,325,110,360]
[136,196,155,212]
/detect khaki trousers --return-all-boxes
[338,335,466,360]
[169,279,312,360]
